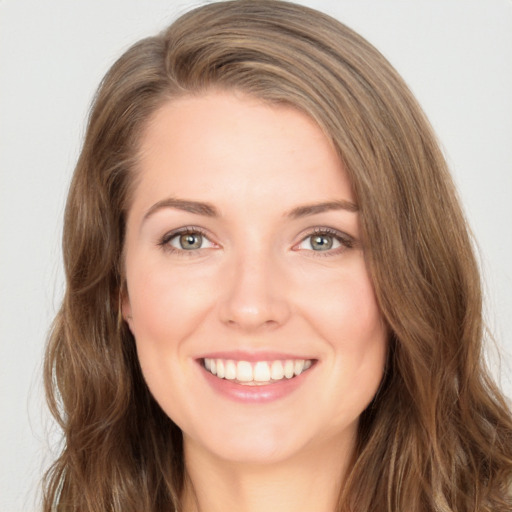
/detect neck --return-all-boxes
[181,433,355,512]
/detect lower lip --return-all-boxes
[199,362,315,404]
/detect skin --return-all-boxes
[122,91,388,512]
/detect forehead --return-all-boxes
[131,91,354,217]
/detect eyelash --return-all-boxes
[295,227,355,256]
[157,226,213,256]
[157,226,355,256]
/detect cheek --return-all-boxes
[327,289,386,392]
[298,258,385,347]
[126,258,214,344]
[124,261,214,422]
[332,273,387,374]
[296,259,388,403]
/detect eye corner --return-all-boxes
[293,227,356,255]
[157,226,219,254]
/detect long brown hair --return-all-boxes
[43,1,512,510]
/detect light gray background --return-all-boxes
[1,1,511,510]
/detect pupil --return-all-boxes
[180,233,202,249]
[311,235,332,251]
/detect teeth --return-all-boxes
[254,361,271,381]
[225,360,237,380]
[270,361,284,380]
[203,358,314,384]
[237,361,253,382]
[284,360,294,379]
[216,360,225,378]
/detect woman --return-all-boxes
[43,1,512,511]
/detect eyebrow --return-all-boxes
[143,198,219,222]
[286,200,358,218]
[142,197,358,223]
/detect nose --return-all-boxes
[218,248,291,332]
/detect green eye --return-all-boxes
[161,229,215,252]
[177,233,203,250]
[296,229,352,253]
[310,234,334,251]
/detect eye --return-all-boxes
[303,233,340,251]
[299,233,341,251]
[159,227,215,252]
[296,228,353,253]
[171,232,205,250]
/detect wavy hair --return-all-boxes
[43,1,512,510]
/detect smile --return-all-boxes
[202,358,314,385]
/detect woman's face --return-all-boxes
[123,91,387,465]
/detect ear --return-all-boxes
[120,282,134,331]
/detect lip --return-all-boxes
[196,352,317,404]
[196,350,314,362]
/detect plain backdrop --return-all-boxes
[1,1,511,510]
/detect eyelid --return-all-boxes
[293,227,355,253]
[157,225,355,256]
[157,226,217,253]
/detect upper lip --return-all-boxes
[196,351,317,362]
